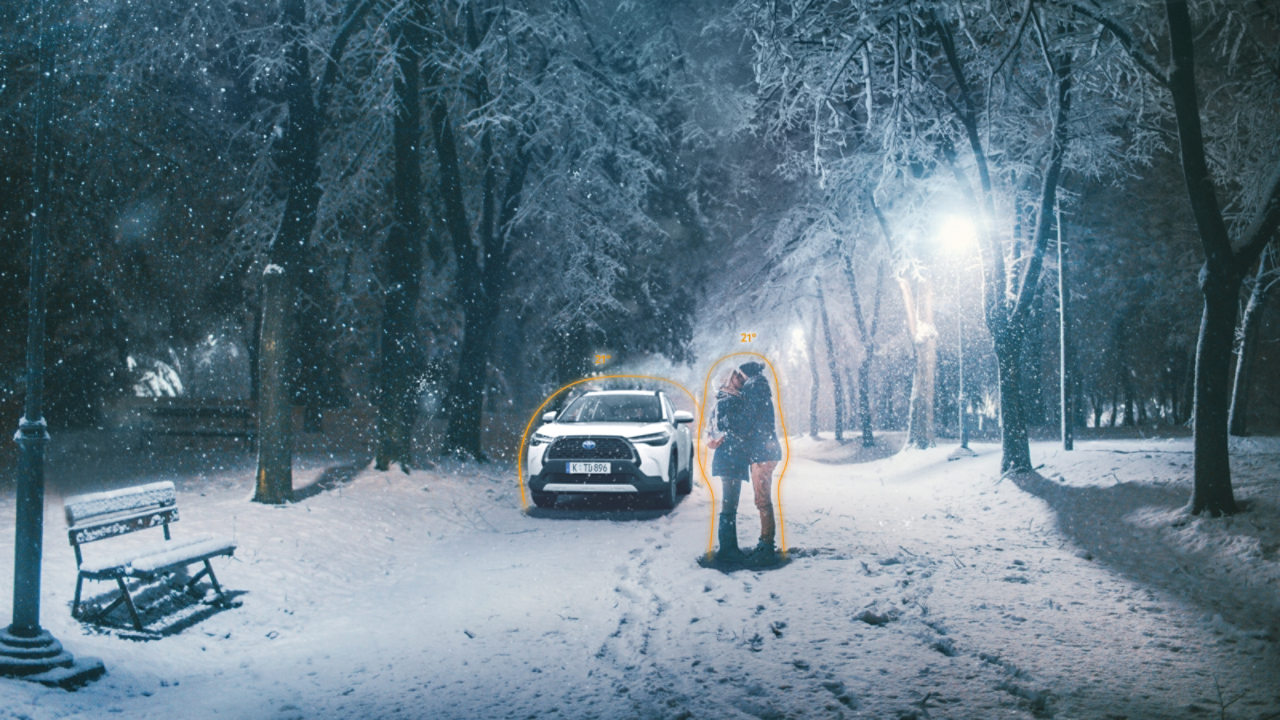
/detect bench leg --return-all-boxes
[116,578,144,631]
[185,560,227,604]
[204,560,226,600]
[73,574,85,618]
[185,565,210,597]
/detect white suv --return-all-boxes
[526,390,695,509]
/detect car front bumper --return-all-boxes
[529,458,669,495]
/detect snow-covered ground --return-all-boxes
[1,433,1278,719]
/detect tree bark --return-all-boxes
[253,0,375,503]
[376,12,426,472]
[1191,283,1240,514]
[995,331,1032,472]
[815,276,846,442]
[1228,248,1276,436]
[255,268,293,503]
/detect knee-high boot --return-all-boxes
[718,511,743,560]
[716,473,746,562]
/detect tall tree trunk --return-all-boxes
[255,269,293,503]
[1229,247,1276,436]
[1021,297,1045,428]
[1191,283,1241,513]
[1058,215,1075,449]
[376,13,426,472]
[896,271,937,449]
[844,366,857,429]
[424,70,484,459]
[799,309,821,440]
[838,240,885,447]
[1162,0,1280,514]
[432,9,533,460]
[254,0,315,502]
[995,332,1032,471]
[253,0,374,503]
[815,276,846,442]
[859,264,886,445]
[1122,369,1138,427]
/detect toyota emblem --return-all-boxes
[582,440,596,450]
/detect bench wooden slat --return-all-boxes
[69,507,179,546]
[64,481,176,526]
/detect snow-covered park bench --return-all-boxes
[64,481,236,631]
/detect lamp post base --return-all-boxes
[947,445,979,461]
[0,628,104,689]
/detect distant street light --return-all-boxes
[0,3,104,688]
[937,214,978,459]
[936,214,978,253]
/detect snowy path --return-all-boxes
[1,436,1278,719]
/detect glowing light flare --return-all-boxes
[936,214,978,253]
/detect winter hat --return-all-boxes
[739,361,765,377]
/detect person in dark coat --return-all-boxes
[709,367,751,562]
[739,361,781,563]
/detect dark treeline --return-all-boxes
[2,0,1278,516]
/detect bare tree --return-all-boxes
[1075,0,1280,514]
[255,0,377,503]
[376,0,429,472]
[738,1,1143,472]
[836,239,886,447]
[1229,242,1279,436]
[868,196,937,449]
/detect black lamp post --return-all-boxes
[0,1,104,688]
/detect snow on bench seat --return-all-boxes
[78,534,223,576]
[128,535,236,575]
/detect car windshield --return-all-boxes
[558,394,662,423]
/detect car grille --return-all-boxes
[545,436,633,460]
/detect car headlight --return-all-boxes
[631,430,671,446]
[530,432,552,446]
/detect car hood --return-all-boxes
[535,422,670,439]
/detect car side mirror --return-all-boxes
[542,411,557,422]
[674,411,694,424]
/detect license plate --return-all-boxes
[568,462,610,474]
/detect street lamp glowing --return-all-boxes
[937,214,977,252]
